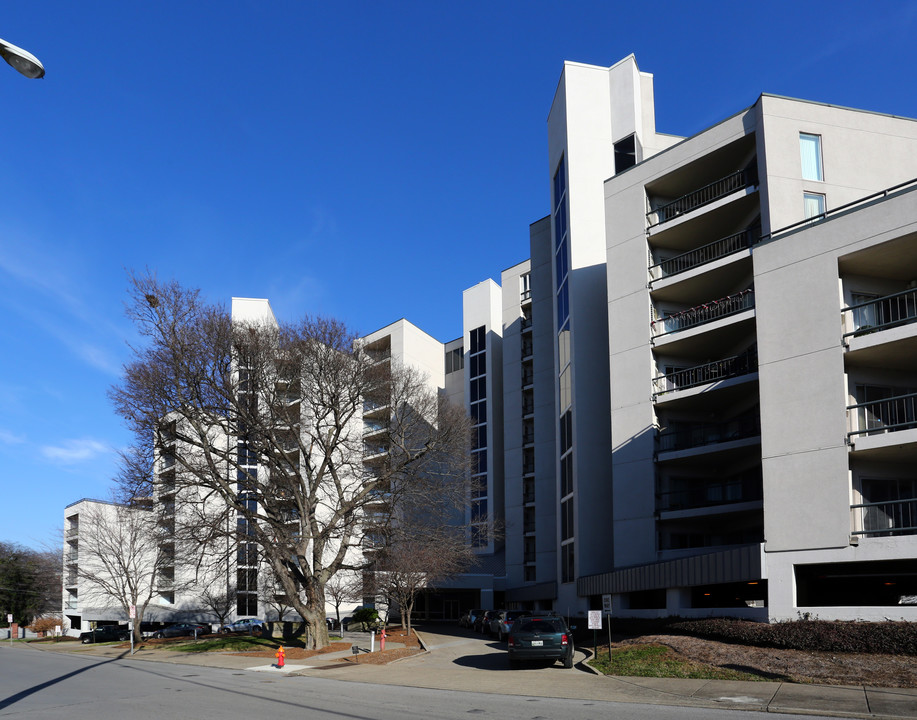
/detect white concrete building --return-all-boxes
[65,54,917,625]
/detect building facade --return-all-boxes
[66,55,917,625]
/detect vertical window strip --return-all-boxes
[800,133,824,182]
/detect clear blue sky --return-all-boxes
[3,1,916,549]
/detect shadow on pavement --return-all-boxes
[0,649,128,711]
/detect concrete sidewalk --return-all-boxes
[26,628,917,719]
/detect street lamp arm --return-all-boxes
[0,37,44,79]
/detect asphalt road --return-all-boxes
[0,643,842,720]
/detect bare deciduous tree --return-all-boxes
[76,501,173,643]
[323,572,363,629]
[374,477,476,635]
[199,584,235,631]
[110,274,471,648]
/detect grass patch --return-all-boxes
[589,643,770,681]
[170,636,281,653]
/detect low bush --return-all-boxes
[665,617,917,656]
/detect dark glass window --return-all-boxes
[556,281,569,325]
[614,134,637,173]
[553,156,566,212]
[555,236,569,283]
[472,449,487,475]
[553,200,567,251]
[445,347,464,374]
[561,498,574,541]
[470,353,486,378]
[560,410,573,454]
[562,542,575,583]
[470,400,486,424]
[561,454,573,497]
[470,377,486,402]
[472,425,487,450]
[469,326,486,354]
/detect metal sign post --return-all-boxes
[587,610,601,661]
[129,605,136,655]
[602,594,613,665]
[7,614,11,647]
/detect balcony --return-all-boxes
[851,497,917,537]
[65,527,79,540]
[652,290,754,337]
[65,600,78,611]
[842,288,917,338]
[364,442,389,457]
[363,419,386,436]
[654,348,757,397]
[647,166,758,227]
[363,398,389,415]
[657,476,762,513]
[657,412,761,454]
[848,392,917,438]
[650,229,755,281]
[66,553,78,565]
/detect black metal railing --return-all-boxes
[648,166,758,226]
[651,229,755,279]
[657,411,761,453]
[848,392,917,437]
[652,290,754,336]
[851,497,917,537]
[657,477,763,513]
[653,348,758,396]
[842,288,917,338]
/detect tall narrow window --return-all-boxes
[614,134,637,173]
[804,192,826,220]
[800,133,824,181]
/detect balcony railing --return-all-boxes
[650,229,755,280]
[848,392,917,438]
[65,601,79,611]
[647,166,758,227]
[653,348,757,396]
[66,553,78,565]
[652,290,754,337]
[851,497,917,537]
[363,420,386,436]
[657,477,762,513]
[657,412,761,453]
[65,527,79,540]
[364,442,388,457]
[842,288,917,338]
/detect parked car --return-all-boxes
[79,625,129,644]
[150,623,210,639]
[506,613,576,668]
[459,609,484,629]
[473,610,497,634]
[489,610,526,641]
[220,618,265,635]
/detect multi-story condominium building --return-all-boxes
[66,54,917,626]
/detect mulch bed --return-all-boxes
[615,634,917,688]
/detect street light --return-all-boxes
[0,37,44,79]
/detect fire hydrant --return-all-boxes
[275,646,285,668]
[380,627,386,651]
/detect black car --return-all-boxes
[506,614,575,668]
[79,625,129,644]
[150,623,209,639]
[473,610,497,634]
